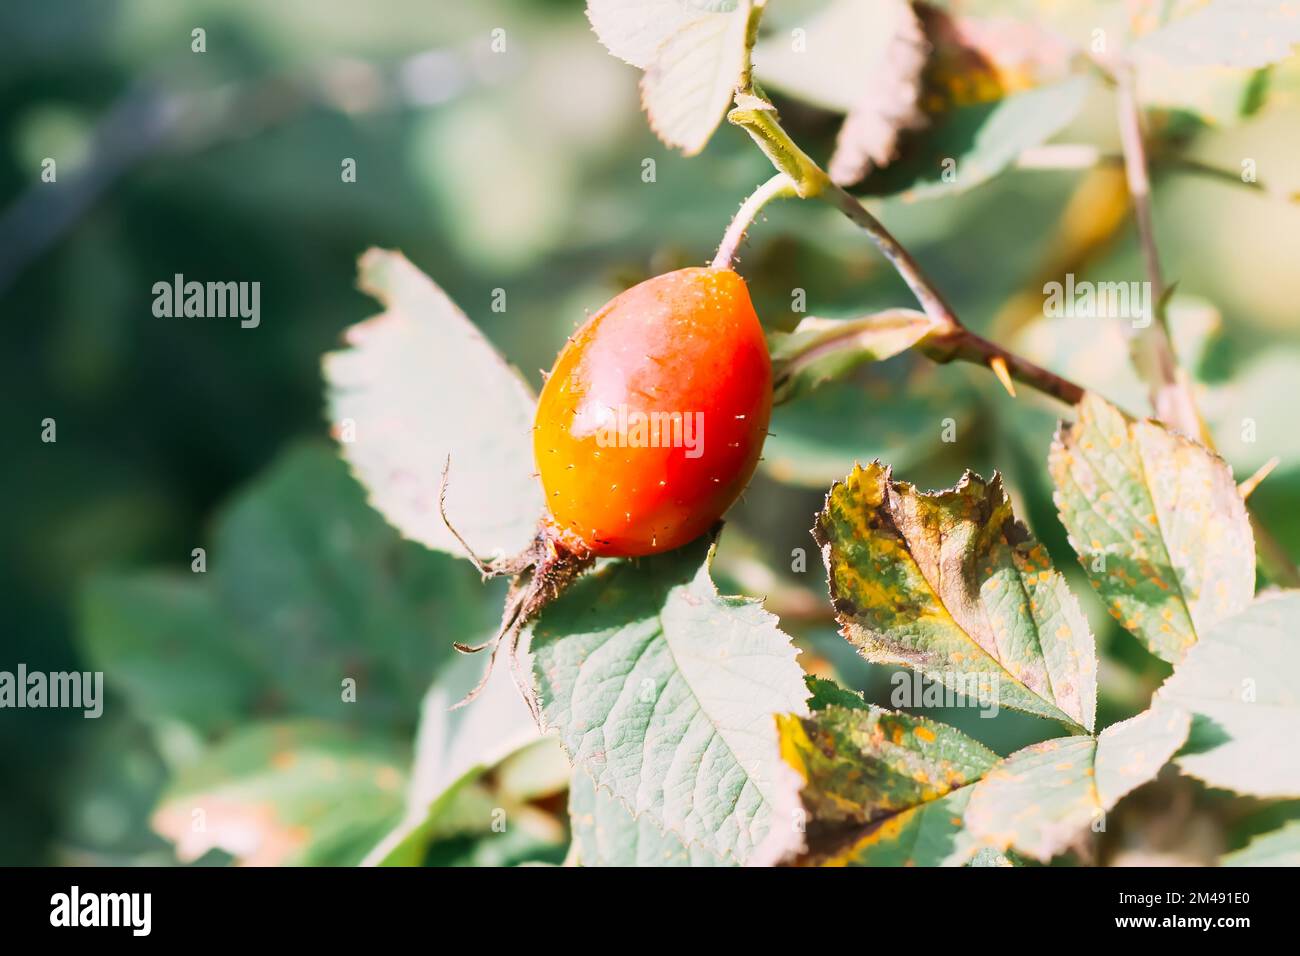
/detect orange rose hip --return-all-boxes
[534,267,772,557]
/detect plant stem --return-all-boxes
[728,96,1086,407]
[1114,67,1300,586]
[1114,68,1205,441]
[920,327,1085,405]
[711,173,798,270]
[726,83,1300,585]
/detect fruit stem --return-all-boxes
[711,173,798,270]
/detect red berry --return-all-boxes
[534,267,772,557]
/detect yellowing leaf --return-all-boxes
[777,685,999,866]
[1049,392,1255,663]
[816,462,1098,731]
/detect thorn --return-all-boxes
[1239,456,1279,500]
[989,355,1017,398]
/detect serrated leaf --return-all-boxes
[769,309,940,404]
[1132,0,1300,69]
[1222,820,1300,866]
[965,705,1191,862]
[323,249,543,561]
[529,535,810,864]
[639,1,753,155]
[778,699,998,865]
[568,769,732,866]
[821,787,983,867]
[152,722,407,866]
[586,0,720,70]
[816,462,1098,731]
[1155,592,1300,798]
[752,0,929,186]
[1048,392,1255,663]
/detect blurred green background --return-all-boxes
[2,0,1297,865]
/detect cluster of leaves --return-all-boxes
[589,0,1299,194]
[78,440,570,866]
[310,246,1296,867]
[69,1,1300,868]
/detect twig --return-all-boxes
[1113,65,1299,586]
[727,97,1086,407]
[1114,68,1207,440]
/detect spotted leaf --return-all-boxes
[815,462,1098,731]
[1049,392,1255,663]
[778,690,999,866]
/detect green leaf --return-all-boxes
[529,535,810,864]
[1222,820,1300,866]
[778,701,999,865]
[1132,0,1300,69]
[1155,592,1300,798]
[816,462,1098,731]
[363,651,551,865]
[212,443,487,730]
[79,573,258,735]
[152,721,407,866]
[804,675,870,712]
[588,1,754,155]
[769,309,940,404]
[857,76,1093,200]
[965,705,1191,862]
[568,769,732,866]
[78,444,487,736]
[323,249,543,562]
[1048,392,1255,663]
